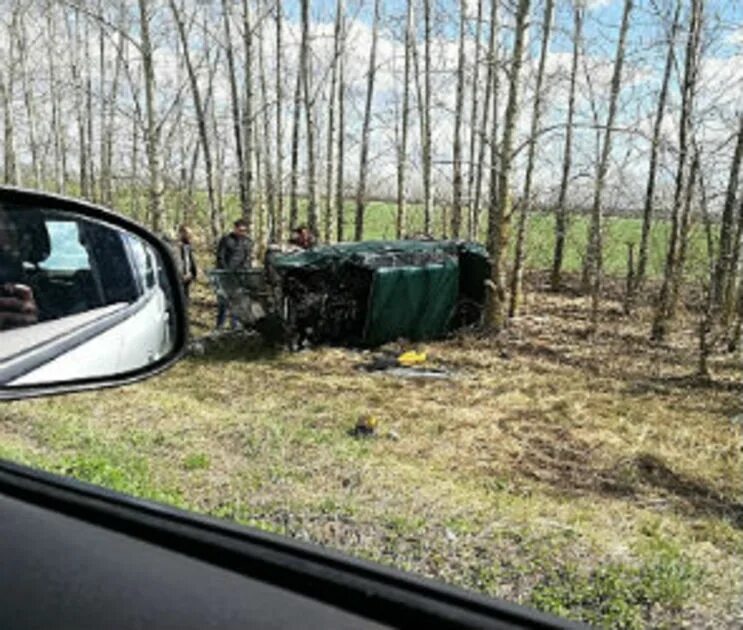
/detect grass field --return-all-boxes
[119,189,714,283]
[0,200,739,628]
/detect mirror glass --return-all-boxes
[0,204,178,388]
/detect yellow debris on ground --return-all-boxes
[397,350,427,367]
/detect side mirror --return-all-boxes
[0,188,187,400]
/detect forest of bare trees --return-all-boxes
[1,0,743,354]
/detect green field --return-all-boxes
[124,189,712,283]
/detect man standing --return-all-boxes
[177,225,198,301]
[215,218,252,329]
[288,225,315,250]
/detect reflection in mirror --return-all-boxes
[0,204,177,387]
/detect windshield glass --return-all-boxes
[2,1,742,628]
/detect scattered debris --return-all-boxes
[351,414,379,437]
[397,350,427,366]
[385,367,453,380]
[356,350,454,380]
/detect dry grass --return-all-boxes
[1,273,742,628]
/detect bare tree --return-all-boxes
[221,0,248,217]
[257,0,275,243]
[396,0,414,239]
[242,0,254,233]
[509,0,555,318]
[450,0,467,238]
[550,0,583,289]
[16,12,41,188]
[300,0,318,236]
[169,0,220,240]
[335,13,346,242]
[0,7,19,187]
[354,0,381,241]
[652,0,703,341]
[712,113,743,320]
[289,64,302,230]
[483,0,531,332]
[627,0,681,310]
[323,0,345,243]
[274,1,284,243]
[472,0,500,241]
[585,0,633,332]
[466,0,483,239]
[422,0,433,234]
[137,0,165,232]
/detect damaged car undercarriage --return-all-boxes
[208,240,491,348]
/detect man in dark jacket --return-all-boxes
[215,219,252,329]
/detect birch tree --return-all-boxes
[550,0,583,289]
[169,0,220,241]
[300,0,318,236]
[450,0,467,238]
[483,0,531,332]
[396,0,413,239]
[652,0,703,341]
[509,0,554,317]
[422,0,433,233]
[585,0,633,332]
[275,1,284,243]
[137,0,165,232]
[473,0,500,241]
[335,13,346,242]
[712,113,743,320]
[221,0,248,218]
[627,0,681,310]
[466,0,483,238]
[354,0,381,241]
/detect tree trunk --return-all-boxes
[221,0,247,217]
[473,0,500,242]
[257,1,275,243]
[550,1,583,290]
[397,0,413,240]
[713,113,743,318]
[84,13,95,199]
[46,3,63,193]
[324,0,344,243]
[169,0,219,240]
[586,0,633,333]
[652,0,703,341]
[16,16,41,188]
[422,0,433,234]
[335,15,346,242]
[289,67,302,230]
[300,0,318,236]
[509,0,554,318]
[137,0,164,233]
[104,6,125,206]
[466,0,483,239]
[354,0,381,242]
[483,0,530,333]
[628,0,681,310]
[450,0,467,239]
[241,0,254,233]
[275,1,284,243]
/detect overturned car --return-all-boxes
[208,240,491,348]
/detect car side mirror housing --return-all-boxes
[0,187,187,400]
